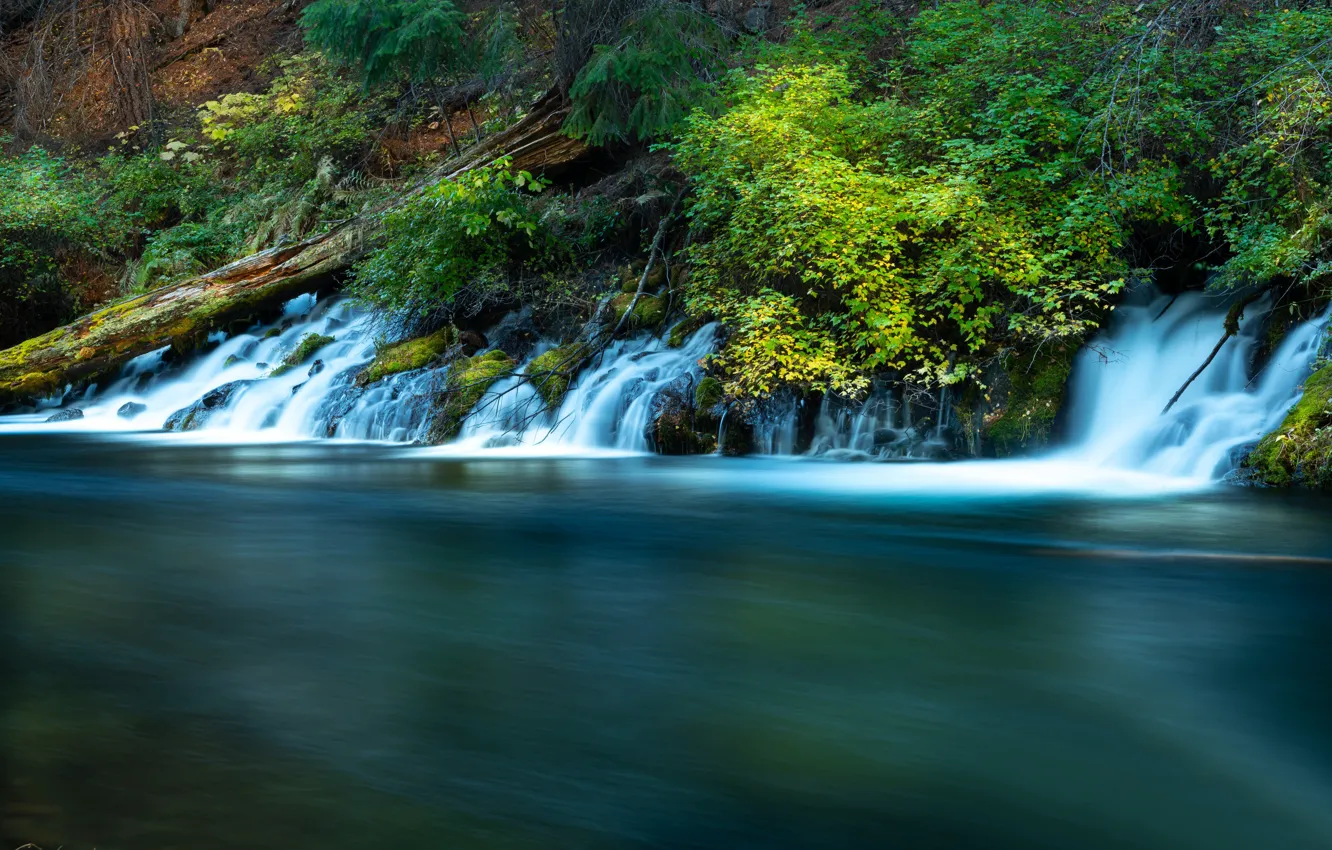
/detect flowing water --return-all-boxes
[3,286,1326,483]
[1058,290,1329,479]
[3,289,1332,848]
[3,437,1332,850]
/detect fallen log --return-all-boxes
[0,92,589,408]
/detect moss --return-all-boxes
[1244,363,1332,488]
[983,346,1075,457]
[263,327,284,339]
[356,327,454,387]
[428,350,516,442]
[667,314,710,348]
[610,293,667,331]
[525,342,593,409]
[694,376,723,410]
[269,333,334,377]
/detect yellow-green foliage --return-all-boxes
[357,327,454,386]
[610,293,667,330]
[676,60,1170,399]
[270,333,335,376]
[983,346,1075,457]
[1245,364,1332,488]
[525,343,592,409]
[429,350,515,441]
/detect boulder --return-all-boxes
[45,408,84,423]
[459,329,489,355]
[117,401,148,419]
[163,380,253,431]
[307,359,325,377]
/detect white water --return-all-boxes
[1058,290,1328,480]
[1,289,1325,485]
[437,324,718,454]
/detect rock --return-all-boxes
[426,350,516,443]
[652,379,715,455]
[269,333,334,377]
[117,402,148,420]
[525,341,594,409]
[164,380,253,431]
[743,1,770,34]
[356,328,455,388]
[694,376,724,411]
[256,362,270,370]
[223,354,246,368]
[307,359,325,377]
[290,382,307,395]
[487,308,540,361]
[609,293,667,333]
[313,384,365,437]
[263,327,283,340]
[459,329,488,355]
[45,408,84,422]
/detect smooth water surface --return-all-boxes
[4,435,1332,849]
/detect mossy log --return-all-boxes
[0,92,590,408]
[0,225,366,407]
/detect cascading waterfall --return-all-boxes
[1058,289,1328,479]
[1,294,720,452]
[5,294,381,438]
[2,287,1326,481]
[443,326,717,453]
[745,287,1328,478]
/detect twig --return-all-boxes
[1161,289,1265,414]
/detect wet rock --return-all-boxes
[307,359,325,377]
[487,308,539,361]
[117,402,148,420]
[459,329,488,355]
[290,382,307,396]
[45,408,84,423]
[223,354,247,369]
[313,384,365,437]
[256,362,270,370]
[164,380,253,431]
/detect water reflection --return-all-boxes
[3,435,1332,849]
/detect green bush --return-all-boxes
[351,158,551,312]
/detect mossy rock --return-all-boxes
[667,314,710,348]
[1243,363,1332,488]
[694,376,724,411]
[428,350,516,443]
[982,346,1075,457]
[269,333,335,377]
[609,293,667,331]
[263,327,283,340]
[524,342,593,410]
[620,261,669,294]
[356,327,455,388]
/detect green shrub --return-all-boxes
[351,158,550,312]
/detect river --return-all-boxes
[4,433,1332,849]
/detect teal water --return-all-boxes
[3,434,1332,849]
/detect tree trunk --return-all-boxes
[0,91,589,408]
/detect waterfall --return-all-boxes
[441,326,717,453]
[1,294,719,453]
[1058,289,1328,480]
[3,287,1326,482]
